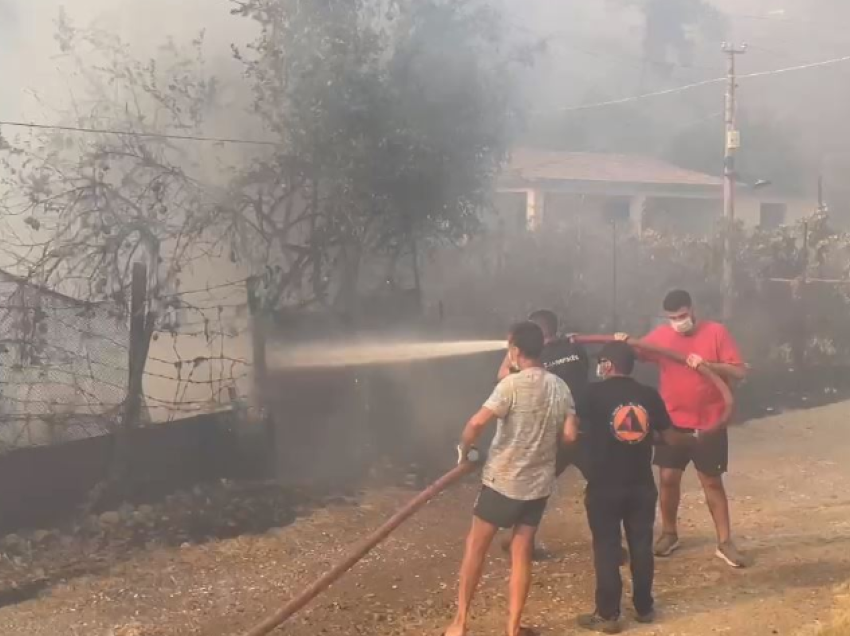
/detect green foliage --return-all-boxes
[228,0,523,314]
[435,212,850,367]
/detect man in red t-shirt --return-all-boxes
[617,289,749,568]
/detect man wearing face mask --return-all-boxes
[616,289,749,569]
[575,341,696,634]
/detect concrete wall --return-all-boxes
[494,188,818,238]
[0,281,129,449]
[737,193,817,229]
[0,411,242,534]
[642,197,721,235]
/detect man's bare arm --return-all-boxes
[563,413,580,445]
[459,407,497,452]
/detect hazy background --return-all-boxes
[3,0,850,215]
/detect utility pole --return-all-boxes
[611,219,619,332]
[721,43,747,322]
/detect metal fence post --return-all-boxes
[246,276,274,477]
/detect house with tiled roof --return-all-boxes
[495,148,816,235]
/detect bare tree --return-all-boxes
[0,13,221,307]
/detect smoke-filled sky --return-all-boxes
[2,0,850,195]
[0,0,248,121]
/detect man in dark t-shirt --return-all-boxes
[533,311,589,477]
[574,342,695,634]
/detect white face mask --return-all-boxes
[670,316,694,334]
[596,362,608,378]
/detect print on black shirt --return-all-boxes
[611,403,650,444]
[579,377,672,488]
[540,338,589,405]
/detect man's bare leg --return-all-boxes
[698,471,748,566]
[507,524,536,636]
[658,467,684,537]
[697,471,731,544]
[444,516,499,636]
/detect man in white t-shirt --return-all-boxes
[443,321,578,636]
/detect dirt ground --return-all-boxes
[2,400,850,636]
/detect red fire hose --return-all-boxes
[574,335,735,426]
[239,461,478,636]
[238,335,735,636]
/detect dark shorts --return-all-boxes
[473,486,549,529]
[556,443,587,479]
[653,426,728,477]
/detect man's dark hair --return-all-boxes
[598,341,636,375]
[528,309,558,339]
[509,321,545,359]
[663,289,693,312]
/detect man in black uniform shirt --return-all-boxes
[497,309,589,557]
[574,342,696,634]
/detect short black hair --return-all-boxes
[509,321,545,359]
[528,309,558,338]
[663,289,693,312]
[598,341,636,375]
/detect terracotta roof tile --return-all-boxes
[503,148,723,188]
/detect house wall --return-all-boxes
[495,188,817,238]
[0,280,129,449]
[737,193,816,229]
[493,190,637,236]
[491,191,528,233]
[494,189,717,236]
[642,197,722,235]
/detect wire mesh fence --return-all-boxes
[0,273,255,452]
[0,276,128,450]
[145,278,253,422]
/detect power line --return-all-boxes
[748,44,850,82]
[536,53,850,115]
[738,54,850,80]
[534,77,725,115]
[4,53,850,138]
[0,119,278,147]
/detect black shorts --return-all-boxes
[473,486,549,529]
[653,426,728,477]
[556,443,587,479]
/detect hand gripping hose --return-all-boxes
[239,461,479,636]
[238,334,735,635]
[573,335,735,426]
